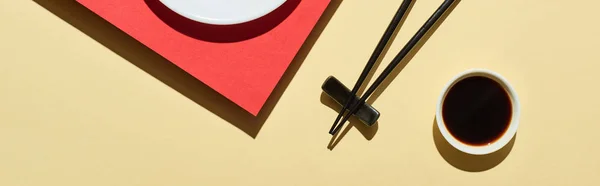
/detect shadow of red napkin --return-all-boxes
[77,0,331,115]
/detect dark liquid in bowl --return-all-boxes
[442,76,512,146]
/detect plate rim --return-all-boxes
[158,0,289,25]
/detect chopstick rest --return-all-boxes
[321,76,380,126]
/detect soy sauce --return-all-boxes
[442,76,512,146]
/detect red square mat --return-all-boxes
[76,0,331,115]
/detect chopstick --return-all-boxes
[330,0,457,134]
[329,0,413,135]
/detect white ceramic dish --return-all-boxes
[435,69,520,155]
[158,0,288,25]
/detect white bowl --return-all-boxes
[159,0,288,25]
[435,69,520,155]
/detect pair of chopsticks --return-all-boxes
[329,0,457,135]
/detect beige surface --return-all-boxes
[2,0,600,185]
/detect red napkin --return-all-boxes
[77,0,331,115]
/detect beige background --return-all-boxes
[2,0,599,185]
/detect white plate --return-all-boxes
[159,0,288,25]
